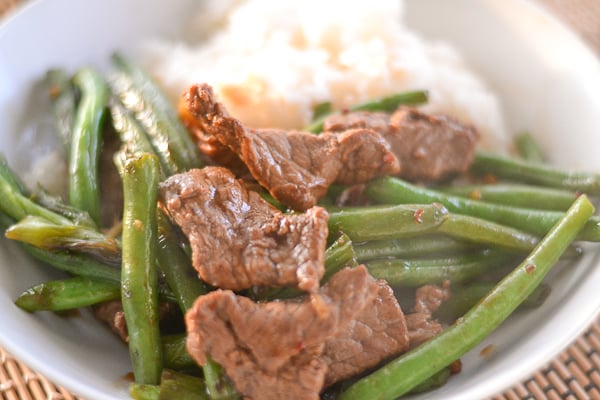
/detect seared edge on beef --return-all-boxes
[183,84,400,211]
[406,281,451,348]
[322,279,409,387]
[185,265,379,400]
[323,107,479,182]
[159,167,328,292]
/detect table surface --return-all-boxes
[0,1,599,399]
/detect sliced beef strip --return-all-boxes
[185,265,379,400]
[179,101,251,177]
[322,279,409,387]
[159,166,328,292]
[94,300,128,342]
[323,107,479,182]
[183,84,400,211]
[406,281,451,348]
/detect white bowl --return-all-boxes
[1,0,599,399]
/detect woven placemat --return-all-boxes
[1,1,600,399]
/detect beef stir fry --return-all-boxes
[2,55,598,400]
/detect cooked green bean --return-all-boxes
[130,384,160,400]
[110,53,203,174]
[118,152,162,385]
[472,151,600,193]
[514,132,545,163]
[437,214,540,252]
[439,183,577,211]
[109,101,169,173]
[32,189,97,227]
[338,194,594,399]
[311,101,333,120]
[15,276,120,312]
[162,334,196,371]
[203,359,240,400]
[435,282,551,322]
[331,202,541,252]
[156,212,207,312]
[328,203,449,242]
[354,235,478,262]
[305,90,428,133]
[21,245,121,283]
[158,369,209,400]
[365,249,513,286]
[0,161,72,226]
[69,67,110,225]
[45,68,77,148]
[365,176,600,241]
[5,215,120,265]
[408,366,452,394]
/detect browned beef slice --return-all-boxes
[94,300,128,341]
[322,279,409,387]
[406,281,451,348]
[323,111,390,134]
[159,166,328,292]
[323,107,479,181]
[179,100,251,177]
[185,265,379,400]
[183,84,400,211]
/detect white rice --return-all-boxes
[142,0,509,151]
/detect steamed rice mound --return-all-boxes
[142,0,509,151]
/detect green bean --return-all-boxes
[311,101,333,120]
[158,369,209,400]
[338,194,594,399]
[110,53,203,174]
[118,152,162,385]
[32,189,97,227]
[130,384,160,400]
[331,202,541,252]
[5,215,120,265]
[156,212,207,312]
[0,155,28,194]
[19,245,121,283]
[514,132,545,163]
[328,203,449,242]
[408,366,452,394]
[0,162,72,226]
[439,183,577,211]
[435,282,551,322]
[304,90,429,133]
[472,151,600,194]
[438,214,540,252]
[202,360,239,400]
[354,235,478,262]
[69,67,110,225]
[365,176,600,241]
[14,276,120,312]
[365,250,513,287]
[162,334,196,371]
[0,155,97,228]
[45,68,77,148]
[110,101,170,177]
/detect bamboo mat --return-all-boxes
[1,0,600,399]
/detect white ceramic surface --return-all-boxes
[1,0,599,399]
